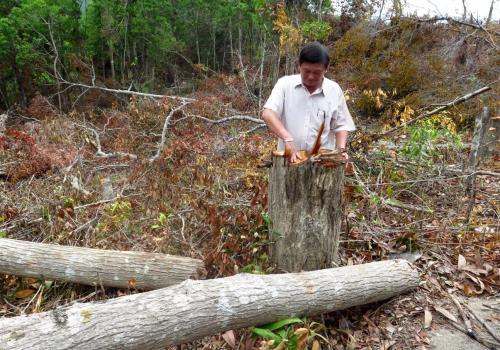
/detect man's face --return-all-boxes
[298,62,327,91]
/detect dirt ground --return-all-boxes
[430,296,500,350]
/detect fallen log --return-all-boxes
[0,238,205,290]
[0,259,419,350]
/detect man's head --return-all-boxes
[297,42,329,91]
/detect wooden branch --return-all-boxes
[475,170,500,177]
[407,16,500,36]
[378,85,492,138]
[0,238,205,290]
[60,79,195,103]
[382,198,433,213]
[150,101,191,161]
[194,114,265,125]
[0,260,419,350]
[462,303,500,344]
[449,294,474,337]
[79,123,137,160]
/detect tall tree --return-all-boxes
[0,0,80,108]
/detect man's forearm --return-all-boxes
[262,108,293,141]
[335,130,348,149]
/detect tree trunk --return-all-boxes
[486,0,495,24]
[13,58,27,107]
[108,39,115,82]
[0,259,419,350]
[47,17,62,112]
[468,107,491,172]
[465,107,494,222]
[268,154,344,272]
[0,238,205,290]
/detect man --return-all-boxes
[262,42,355,163]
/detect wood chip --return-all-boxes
[424,309,432,328]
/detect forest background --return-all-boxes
[0,0,498,349]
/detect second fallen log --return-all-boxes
[0,238,205,290]
[0,259,419,350]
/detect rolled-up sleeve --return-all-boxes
[263,78,285,118]
[332,88,356,132]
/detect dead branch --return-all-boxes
[408,16,500,52]
[462,303,500,344]
[378,85,493,138]
[408,16,500,36]
[150,101,191,162]
[449,294,474,337]
[78,123,137,159]
[193,114,264,125]
[351,164,431,213]
[60,79,195,103]
[475,170,500,177]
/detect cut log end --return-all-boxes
[271,149,345,167]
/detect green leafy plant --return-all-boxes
[97,200,133,234]
[300,20,332,42]
[151,211,173,229]
[251,318,303,349]
[108,200,132,220]
[241,211,274,274]
[401,119,463,164]
[252,318,328,350]
[41,206,52,222]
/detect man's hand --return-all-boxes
[284,141,305,163]
[339,150,349,160]
[339,149,354,175]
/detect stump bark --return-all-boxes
[268,153,344,272]
[0,259,419,350]
[0,238,205,290]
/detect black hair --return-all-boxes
[298,42,329,67]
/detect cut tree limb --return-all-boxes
[150,101,191,161]
[378,85,493,138]
[0,238,205,290]
[0,259,419,350]
[60,79,195,102]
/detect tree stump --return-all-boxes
[268,151,345,272]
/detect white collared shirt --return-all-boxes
[263,74,356,151]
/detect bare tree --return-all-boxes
[487,0,495,25]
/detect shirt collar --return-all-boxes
[293,75,326,96]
